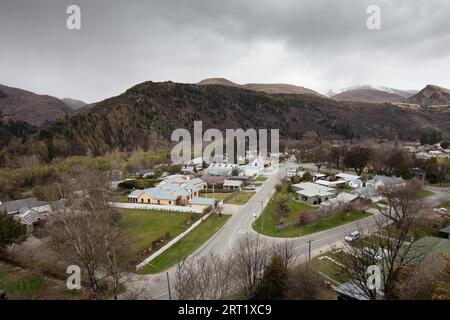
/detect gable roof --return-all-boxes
[0,198,48,214]
[336,172,361,182]
[321,193,358,207]
[223,179,242,187]
[368,175,405,186]
[293,182,335,197]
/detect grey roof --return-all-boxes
[17,208,44,225]
[0,197,48,214]
[368,175,405,187]
[439,226,450,234]
[189,197,216,206]
[334,281,371,300]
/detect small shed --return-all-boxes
[439,226,450,240]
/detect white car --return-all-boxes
[434,207,448,214]
[345,231,361,242]
[245,185,256,190]
[252,213,258,218]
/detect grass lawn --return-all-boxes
[254,176,268,182]
[120,209,193,262]
[430,182,450,188]
[224,192,256,205]
[312,252,352,284]
[0,262,84,300]
[253,196,372,238]
[419,189,434,198]
[142,214,231,274]
[112,194,129,202]
[438,201,450,209]
[201,192,231,201]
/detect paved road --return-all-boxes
[124,163,450,299]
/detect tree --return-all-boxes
[285,262,322,300]
[329,145,347,170]
[336,181,425,299]
[343,146,372,175]
[273,193,290,221]
[254,254,288,300]
[0,211,26,252]
[47,168,130,299]
[310,144,330,172]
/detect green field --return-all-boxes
[142,214,231,274]
[120,209,193,262]
[312,252,352,284]
[0,262,83,300]
[224,192,256,205]
[253,196,372,238]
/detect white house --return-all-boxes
[366,175,405,190]
[223,179,242,191]
[320,193,359,209]
[315,179,347,188]
[292,182,337,205]
[240,156,264,177]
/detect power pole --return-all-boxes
[166,272,172,300]
[260,200,264,231]
[307,239,313,263]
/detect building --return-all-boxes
[240,157,264,177]
[439,226,450,240]
[312,173,326,182]
[128,183,199,206]
[334,281,371,300]
[366,175,406,190]
[352,186,383,203]
[0,198,52,235]
[335,173,363,188]
[188,197,217,211]
[158,174,207,191]
[223,179,242,191]
[320,193,358,209]
[205,163,240,176]
[315,179,347,188]
[292,182,336,205]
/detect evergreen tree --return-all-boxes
[254,254,288,300]
[0,211,26,251]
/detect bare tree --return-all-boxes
[270,239,297,269]
[47,168,130,299]
[230,235,270,298]
[175,252,237,299]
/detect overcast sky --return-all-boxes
[1,0,449,103]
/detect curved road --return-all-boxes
[125,164,450,299]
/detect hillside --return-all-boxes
[0,84,73,126]
[2,81,446,163]
[62,98,87,110]
[405,85,450,106]
[0,111,37,148]
[198,78,325,97]
[332,88,404,103]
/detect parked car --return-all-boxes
[252,213,258,218]
[345,231,361,242]
[245,185,256,190]
[434,207,448,214]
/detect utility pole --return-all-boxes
[307,239,313,263]
[166,272,172,300]
[260,200,264,231]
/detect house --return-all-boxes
[349,179,363,189]
[205,163,240,176]
[158,174,207,191]
[188,197,217,211]
[366,175,405,190]
[292,182,336,205]
[136,169,155,178]
[315,179,347,188]
[334,281,371,300]
[0,198,52,235]
[240,156,264,177]
[335,173,362,188]
[128,182,199,206]
[352,186,383,203]
[320,193,358,209]
[182,157,204,173]
[223,179,242,191]
[0,198,51,215]
[312,173,326,182]
[439,226,450,240]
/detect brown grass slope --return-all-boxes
[405,85,450,106]
[331,88,405,103]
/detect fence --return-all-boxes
[108,202,203,213]
[135,213,212,270]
